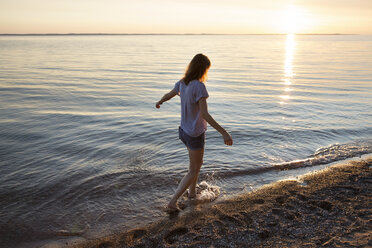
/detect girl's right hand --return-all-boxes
[222,132,233,146]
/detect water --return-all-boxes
[0,34,371,246]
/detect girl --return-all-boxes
[156,53,233,212]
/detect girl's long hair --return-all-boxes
[183,54,211,85]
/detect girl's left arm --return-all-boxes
[155,90,178,108]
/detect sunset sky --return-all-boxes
[1,0,371,34]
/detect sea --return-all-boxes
[0,34,371,246]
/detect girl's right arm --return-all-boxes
[156,90,178,108]
[198,98,233,146]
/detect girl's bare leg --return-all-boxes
[188,148,204,198]
[168,148,204,209]
[189,149,204,198]
[188,176,198,198]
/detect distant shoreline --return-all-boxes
[0,33,360,36]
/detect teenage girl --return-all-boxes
[156,53,233,211]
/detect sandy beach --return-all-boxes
[46,157,371,248]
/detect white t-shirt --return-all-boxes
[173,79,209,137]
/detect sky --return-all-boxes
[0,0,371,34]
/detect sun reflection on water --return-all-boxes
[285,34,295,78]
[280,34,296,105]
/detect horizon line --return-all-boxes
[0,32,360,36]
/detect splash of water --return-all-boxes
[194,181,220,202]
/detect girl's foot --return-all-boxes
[187,189,197,199]
[165,203,181,213]
[188,193,197,199]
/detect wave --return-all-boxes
[274,139,372,170]
[212,139,372,179]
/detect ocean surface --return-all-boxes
[0,34,371,246]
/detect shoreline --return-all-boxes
[51,156,372,248]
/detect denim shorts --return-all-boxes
[179,126,205,150]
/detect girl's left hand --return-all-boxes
[155,101,161,108]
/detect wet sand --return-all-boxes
[49,157,371,248]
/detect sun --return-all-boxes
[280,5,310,34]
